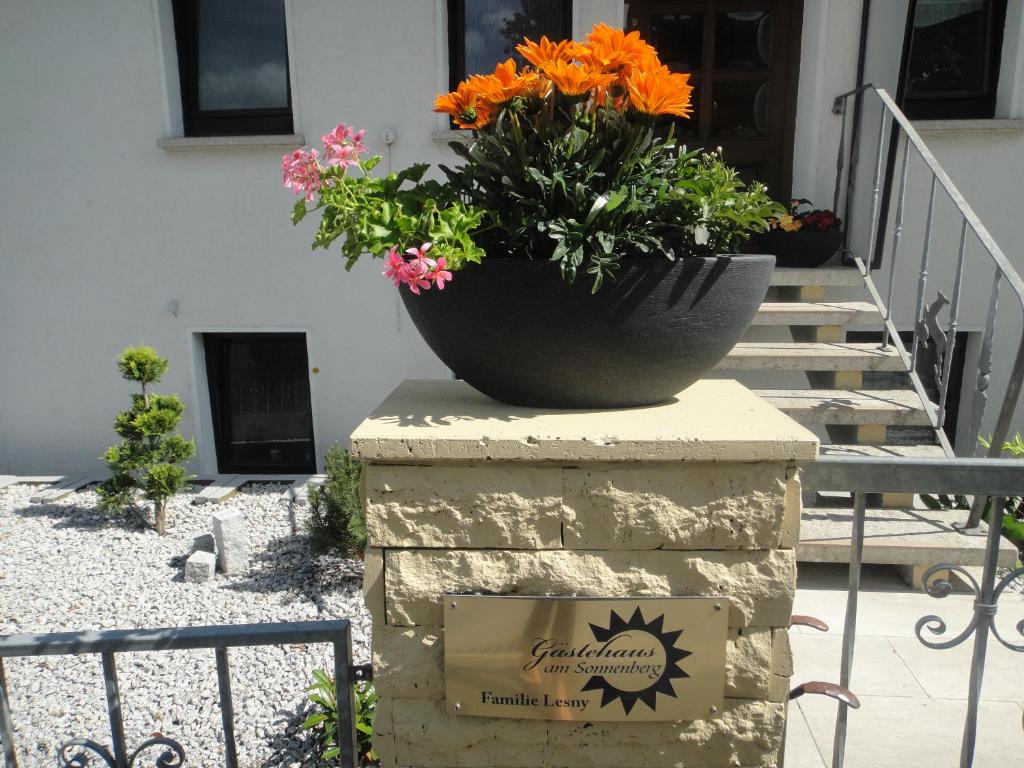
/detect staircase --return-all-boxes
[712,266,1017,584]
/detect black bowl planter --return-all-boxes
[747,229,844,268]
[400,254,775,409]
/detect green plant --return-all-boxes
[284,25,782,294]
[308,444,366,556]
[96,346,195,535]
[304,671,377,764]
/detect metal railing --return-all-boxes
[0,620,368,768]
[802,455,1024,768]
[832,85,1024,517]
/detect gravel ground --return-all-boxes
[0,482,370,767]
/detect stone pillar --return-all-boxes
[351,379,817,768]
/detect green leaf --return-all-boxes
[291,199,307,224]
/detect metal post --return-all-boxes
[882,134,911,348]
[910,175,937,373]
[0,659,18,768]
[967,271,1002,455]
[832,492,866,768]
[334,626,357,768]
[938,219,969,429]
[959,497,1005,768]
[215,647,239,768]
[100,653,128,768]
[833,98,848,217]
[865,109,890,271]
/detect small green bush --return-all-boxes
[97,346,194,535]
[308,444,366,556]
[304,671,377,764]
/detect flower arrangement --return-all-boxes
[283,24,781,293]
[768,199,842,233]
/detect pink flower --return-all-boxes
[281,148,322,201]
[382,248,407,287]
[430,257,453,290]
[405,242,433,261]
[403,256,432,295]
[322,123,368,168]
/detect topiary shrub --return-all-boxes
[97,346,195,535]
[307,443,366,556]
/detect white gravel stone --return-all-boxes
[0,481,371,768]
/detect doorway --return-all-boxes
[203,333,316,473]
[625,0,803,197]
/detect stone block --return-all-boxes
[390,698,547,768]
[191,533,215,553]
[373,626,443,698]
[384,549,795,628]
[726,627,772,700]
[365,464,563,549]
[184,550,216,583]
[374,696,398,768]
[780,465,802,549]
[363,547,385,623]
[771,628,793,677]
[544,699,785,767]
[211,509,248,574]
[387,697,784,767]
[562,462,787,550]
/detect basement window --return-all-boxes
[901,0,1008,119]
[203,333,315,473]
[171,0,293,136]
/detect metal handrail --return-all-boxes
[832,84,1024,527]
[806,454,1024,768]
[0,620,363,768]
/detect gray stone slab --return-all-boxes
[184,550,216,583]
[211,509,248,574]
[797,507,1017,567]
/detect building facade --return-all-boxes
[2,0,1024,475]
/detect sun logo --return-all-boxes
[581,606,692,715]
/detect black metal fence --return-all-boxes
[0,620,368,768]
[802,455,1024,768]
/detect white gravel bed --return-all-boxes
[0,481,370,767]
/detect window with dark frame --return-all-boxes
[171,0,293,137]
[901,0,1008,120]
[448,0,572,90]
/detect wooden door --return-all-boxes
[626,0,803,197]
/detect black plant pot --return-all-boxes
[746,229,844,268]
[400,254,775,409]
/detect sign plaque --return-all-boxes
[444,596,729,722]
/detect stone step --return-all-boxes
[720,343,905,371]
[818,444,947,458]
[754,389,932,426]
[753,301,879,326]
[797,506,1018,568]
[768,267,864,287]
[29,476,100,504]
[192,474,245,505]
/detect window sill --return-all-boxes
[431,129,473,144]
[912,119,1024,133]
[157,134,305,150]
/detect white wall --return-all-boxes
[0,0,624,475]
[3,0,1024,475]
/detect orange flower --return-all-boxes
[515,35,587,71]
[582,23,659,77]
[543,59,616,97]
[626,65,693,118]
[433,81,495,129]
[469,59,540,106]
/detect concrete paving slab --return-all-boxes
[793,564,979,638]
[791,634,928,698]
[783,704,827,768]
[797,694,1024,767]
[889,635,1024,704]
[797,507,1017,567]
